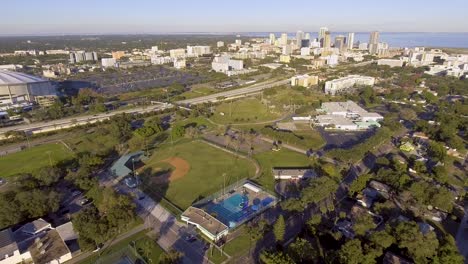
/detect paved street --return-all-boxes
[115,184,213,264]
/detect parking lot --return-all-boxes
[318,128,376,150]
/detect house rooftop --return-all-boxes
[19,218,51,235]
[0,229,18,260]
[29,229,70,264]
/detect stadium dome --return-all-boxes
[0,70,56,106]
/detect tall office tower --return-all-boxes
[305,33,311,40]
[280,33,288,45]
[369,31,380,54]
[347,32,355,49]
[319,27,328,41]
[269,33,276,45]
[323,31,331,49]
[296,30,304,48]
[334,35,346,51]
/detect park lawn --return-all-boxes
[0,143,74,178]
[180,86,218,99]
[224,228,252,259]
[141,140,257,210]
[66,129,119,155]
[79,230,163,264]
[207,247,228,264]
[253,149,313,191]
[210,98,281,124]
[293,129,327,150]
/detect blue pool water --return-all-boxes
[206,194,249,227]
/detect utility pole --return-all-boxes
[46,151,52,167]
[223,173,226,196]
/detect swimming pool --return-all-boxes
[206,193,249,227]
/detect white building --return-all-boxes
[324,75,375,95]
[378,59,404,67]
[300,47,311,56]
[217,41,225,47]
[347,33,355,49]
[315,101,383,130]
[282,45,292,55]
[187,46,211,56]
[169,48,186,58]
[211,55,244,74]
[174,58,186,69]
[358,43,368,50]
[151,56,173,65]
[101,58,117,68]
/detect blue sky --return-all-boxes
[1,0,467,35]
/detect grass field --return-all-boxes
[0,143,74,178]
[210,98,281,124]
[80,230,163,264]
[141,140,257,210]
[253,149,313,191]
[66,129,120,155]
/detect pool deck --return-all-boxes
[181,181,277,241]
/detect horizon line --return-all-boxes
[1,31,468,37]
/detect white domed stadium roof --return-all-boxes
[0,70,47,85]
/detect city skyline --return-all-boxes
[1,0,468,35]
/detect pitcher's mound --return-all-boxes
[161,157,190,181]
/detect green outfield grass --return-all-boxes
[0,143,74,178]
[210,98,281,124]
[141,140,257,210]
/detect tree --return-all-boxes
[281,198,304,214]
[171,125,186,139]
[393,221,439,263]
[259,251,295,264]
[247,220,268,256]
[15,189,61,218]
[288,238,316,263]
[369,229,395,249]
[436,236,464,264]
[159,249,183,264]
[353,213,376,236]
[427,141,447,162]
[399,108,417,121]
[33,166,61,186]
[0,192,23,229]
[338,239,365,264]
[301,176,338,204]
[432,165,448,184]
[307,215,322,235]
[348,174,372,196]
[273,215,286,242]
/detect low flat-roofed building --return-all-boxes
[315,114,358,130]
[272,167,316,180]
[181,207,229,241]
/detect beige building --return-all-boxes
[291,74,319,87]
[169,48,186,58]
[111,51,125,60]
[279,54,291,63]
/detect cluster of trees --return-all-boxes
[337,221,463,264]
[26,88,108,121]
[0,166,63,229]
[327,126,394,163]
[73,187,136,250]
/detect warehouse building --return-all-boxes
[0,70,56,107]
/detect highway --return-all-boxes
[175,78,291,105]
[0,102,173,137]
[0,78,290,137]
